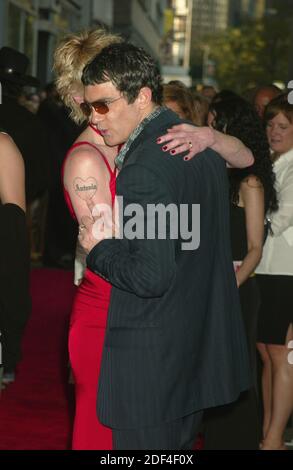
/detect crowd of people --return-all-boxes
[0,28,292,451]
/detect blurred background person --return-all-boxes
[19,92,41,114]
[0,130,31,388]
[254,85,282,119]
[256,93,293,450]
[192,92,209,126]
[163,83,208,126]
[201,85,217,102]
[0,47,50,262]
[0,47,49,206]
[203,96,277,449]
[37,82,81,269]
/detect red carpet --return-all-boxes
[0,268,76,450]
[0,268,204,450]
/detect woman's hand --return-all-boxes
[157,123,254,168]
[157,124,216,161]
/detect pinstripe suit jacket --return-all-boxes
[87,109,251,429]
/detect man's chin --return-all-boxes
[104,136,120,147]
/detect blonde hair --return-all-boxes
[53,29,122,124]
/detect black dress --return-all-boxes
[0,203,31,373]
[0,130,31,373]
[204,204,261,449]
[257,274,293,344]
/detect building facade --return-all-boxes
[191,0,229,42]
[190,0,229,85]
[229,0,266,26]
[0,0,168,86]
[161,0,193,85]
[112,0,167,60]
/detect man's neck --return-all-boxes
[115,105,167,170]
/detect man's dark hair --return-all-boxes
[82,42,163,105]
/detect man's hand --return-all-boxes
[157,124,216,161]
[78,213,105,254]
[78,198,117,254]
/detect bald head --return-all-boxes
[254,85,282,118]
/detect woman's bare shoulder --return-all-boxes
[66,143,108,169]
[0,133,24,169]
[63,143,109,188]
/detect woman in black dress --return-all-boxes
[0,129,30,388]
[203,97,278,449]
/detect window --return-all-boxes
[7,2,36,72]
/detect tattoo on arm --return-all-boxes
[74,177,98,201]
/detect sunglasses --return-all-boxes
[80,96,123,117]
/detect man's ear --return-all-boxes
[137,87,152,109]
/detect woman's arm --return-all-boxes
[235,176,264,287]
[63,146,113,225]
[0,133,26,211]
[157,124,254,168]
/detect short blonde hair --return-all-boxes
[53,29,122,124]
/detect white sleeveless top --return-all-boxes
[256,148,293,276]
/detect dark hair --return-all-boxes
[210,97,278,214]
[264,92,293,124]
[212,89,240,104]
[167,80,187,88]
[82,42,163,105]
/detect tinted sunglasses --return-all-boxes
[80,96,123,117]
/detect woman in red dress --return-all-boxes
[54,29,121,450]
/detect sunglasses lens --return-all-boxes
[80,101,111,116]
[92,102,109,114]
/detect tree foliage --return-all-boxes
[190,16,291,93]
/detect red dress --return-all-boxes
[62,141,116,449]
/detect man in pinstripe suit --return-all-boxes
[79,43,251,450]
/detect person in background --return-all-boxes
[37,82,81,268]
[203,97,278,449]
[201,85,217,102]
[254,85,282,119]
[19,92,41,114]
[256,93,293,450]
[0,130,31,388]
[192,92,209,126]
[0,47,49,205]
[163,83,204,125]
